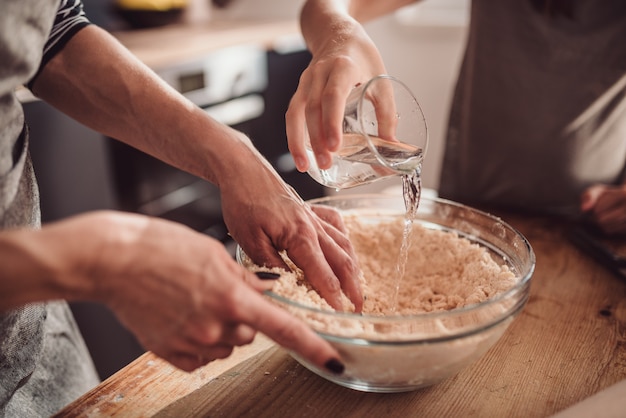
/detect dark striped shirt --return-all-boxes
[30,0,91,86]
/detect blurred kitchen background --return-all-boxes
[23,0,469,380]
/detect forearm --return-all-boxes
[0,210,206,313]
[300,0,357,57]
[0,221,97,311]
[300,0,418,55]
[31,25,256,188]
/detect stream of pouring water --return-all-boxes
[389,166,422,313]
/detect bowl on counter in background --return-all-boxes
[114,0,187,28]
[237,194,535,393]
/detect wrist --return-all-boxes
[0,222,96,310]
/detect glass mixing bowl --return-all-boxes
[236,194,535,393]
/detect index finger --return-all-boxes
[286,88,311,173]
[319,71,356,152]
[287,236,345,310]
[239,280,345,375]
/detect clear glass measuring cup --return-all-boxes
[306,75,428,189]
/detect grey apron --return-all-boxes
[1,1,100,416]
[439,0,626,216]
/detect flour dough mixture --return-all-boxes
[253,214,517,315]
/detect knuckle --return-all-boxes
[304,96,323,115]
[325,275,342,294]
[196,324,222,346]
[212,346,234,360]
[238,329,256,346]
[344,256,360,277]
[333,55,356,70]
[272,319,303,345]
[321,84,344,104]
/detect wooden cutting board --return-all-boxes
[55,214,626,418]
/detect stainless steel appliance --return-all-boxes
[109,44,268,249]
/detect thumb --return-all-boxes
[580,184,607,212]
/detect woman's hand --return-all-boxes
[580,183,626,235]
[286,3,388,173]
[218,149,363,312]
[20,211,347,374]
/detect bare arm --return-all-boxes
[31,25,362,311]
[348,0,421,22]
[32,25,245,188]
[1,23,371,372]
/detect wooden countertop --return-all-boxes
[111,19,303,70]
[55,214,626,417]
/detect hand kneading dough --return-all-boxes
[254,214,517,316]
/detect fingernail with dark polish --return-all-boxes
[255,271,281,280]
[325,358,345,375]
